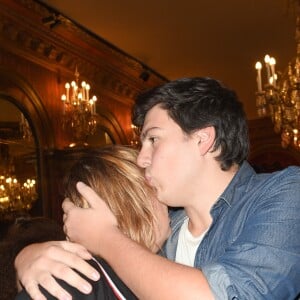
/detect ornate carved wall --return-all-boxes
[0,0,168,147]
[0,0,167,222]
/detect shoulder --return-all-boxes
[236,164,300,206]
[254,166,300,200]
[254,165,300,184]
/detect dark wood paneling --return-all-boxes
[248,117,300,172]
[0,0,167,222]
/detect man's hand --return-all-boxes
[15,241,100,300]
[63,183,214,300]
[62,182,118,254]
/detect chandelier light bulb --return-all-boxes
[255,61,262,70]
[255,62,263,92]
[264,54,270,63]
[269,57,276,65]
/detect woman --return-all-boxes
[15,145,170,299]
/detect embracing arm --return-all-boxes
[64,182,214,300]
[95,227,213,299]
[15,241,100,300]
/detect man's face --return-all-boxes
[137,105,201,207]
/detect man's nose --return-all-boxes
[137,147,151,168]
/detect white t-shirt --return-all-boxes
[175,218,207,267]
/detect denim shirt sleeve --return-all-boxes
[202,264,233,299]
[200,167,300,300]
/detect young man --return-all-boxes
[16,77,300,300]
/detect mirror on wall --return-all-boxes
[0,99,38,221]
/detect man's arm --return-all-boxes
[95,226,213,299]
[15,241,100,300]
[63,182,214,300]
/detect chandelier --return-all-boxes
[254,5,300,151]
[0,174,37,217]
[61,67,98,145]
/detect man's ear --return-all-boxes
[194,126,215,155]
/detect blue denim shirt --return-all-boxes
[163,161,300,300]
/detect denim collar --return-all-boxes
[213,161,255,208]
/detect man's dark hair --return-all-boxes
[132,77,249,170]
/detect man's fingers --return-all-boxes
[43,244,100,295]
[41,240,92,260]
[22,280,47,300]
[25,275,72,300]
[17,242,100,300]
[36,262,92,297]
[76,182,99,207]
[49,241,97,277]
[48,262,93,295]
[62,198,75,214]
[63,212,67,223]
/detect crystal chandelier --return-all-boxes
[254,5,300,151]
[61,67,98,145]
[0,174,37,216]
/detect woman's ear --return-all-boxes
[194,126,215,155]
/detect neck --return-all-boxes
[185,163,239,236]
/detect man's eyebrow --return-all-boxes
[140,127,160,141]
[140,128,151,141]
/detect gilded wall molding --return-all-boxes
[0,0,167,105]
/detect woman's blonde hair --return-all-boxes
[64,145,157,251]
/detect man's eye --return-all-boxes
[149,137,157,144]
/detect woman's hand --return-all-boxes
[15,241,100,300]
